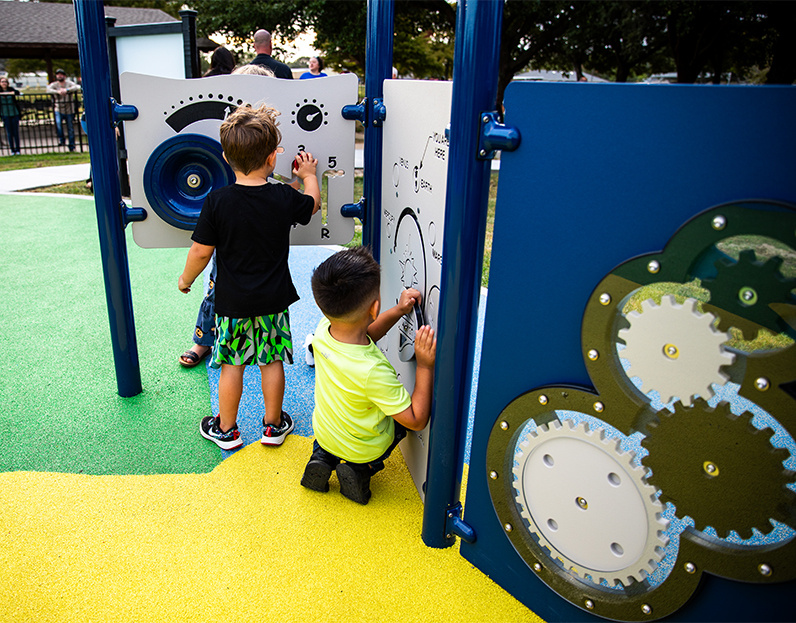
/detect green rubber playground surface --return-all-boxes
[0,193,222,475]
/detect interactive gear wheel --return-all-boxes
[618,295,736,406]
[642,400,796,540]
[702,249,796,340]
[512,419,668,586]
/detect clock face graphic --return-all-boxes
[292,99,328,132]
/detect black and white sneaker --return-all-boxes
[304,334,315,367]
[200,415,243,450]
[261,411,294,446]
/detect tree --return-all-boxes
[581,1,670,83]
[186,0,456,79]
[659,1,777,84]
[183,0,794,104]
[496,1,573,108]
[761,0,796,84]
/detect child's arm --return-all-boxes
[391,325,436,431]
[293,151,321,214]
[368,287,420,342]
[178,242,215,293]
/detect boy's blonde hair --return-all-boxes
[232,64,275,77]
[219,103,281,175]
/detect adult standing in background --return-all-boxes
[0,76,22,155]
[300,56,327,79]
[249,29,293,79]
[204,47,236,77]
[46,68,81,152]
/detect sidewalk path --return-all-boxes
[0,163,91,192]
[0,148,493,194]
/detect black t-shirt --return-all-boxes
[192,183,314,317]
[250,54,294,80]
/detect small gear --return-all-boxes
[642,400,796,540]
[618,295,735,406]
[512,419,669,586]
[702,249,796,340]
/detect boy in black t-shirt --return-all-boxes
[179,103,320,449]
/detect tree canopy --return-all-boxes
[18,1,792,104]
[182,0,794,96]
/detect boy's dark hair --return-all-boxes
[312,246,380,320]
[219,103,281,175]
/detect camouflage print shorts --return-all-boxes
[211,312,293,368]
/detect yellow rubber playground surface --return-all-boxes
[0,193,542,623]
[1,440,542,623]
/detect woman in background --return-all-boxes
[300,56,327,79]
[0,76,22,155]
[204,47,235,77]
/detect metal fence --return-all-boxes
[0,92,87,156]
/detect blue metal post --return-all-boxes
[74,0,142,397]
[362,0,394,260]
[422,0,503,548]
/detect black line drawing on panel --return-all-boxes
[393,207,428,362]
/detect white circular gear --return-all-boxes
[617,295,736,407]
[512,419,669,586]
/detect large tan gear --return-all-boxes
[512,418,669,586]
[618,295,736,407]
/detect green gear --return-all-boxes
[702,249,796,341]
[642,399,795,540]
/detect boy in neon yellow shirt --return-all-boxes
[301,246,436,504]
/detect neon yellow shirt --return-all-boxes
[312,317,411,462]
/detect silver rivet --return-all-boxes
[585,599,594,610]
[758,563,772,576]
[448,512,454,518]
[500,421,509,431]
[504,523,513,532]
[482,115,490,123]
[538,394,548,405]
[576,496,588,510]
[712,215,727,230]
[739,287,758,305]
[704,461,719,476]
[587,349,599,361]
[593,401,604,413]
[599,292,611,305]
[533,562,542,572]
[479,149,487,157]
[647,260,660,274]
[641,604,652,615]
[755,377,770,391]
[446,533,451,539]
[489,470,498,480]
[186,174,201,188]
[684,561,696,574]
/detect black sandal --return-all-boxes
[178,348,209,368]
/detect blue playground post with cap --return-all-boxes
[422,0,504,547]
[74,0,142,397]
[362,0,393,259]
